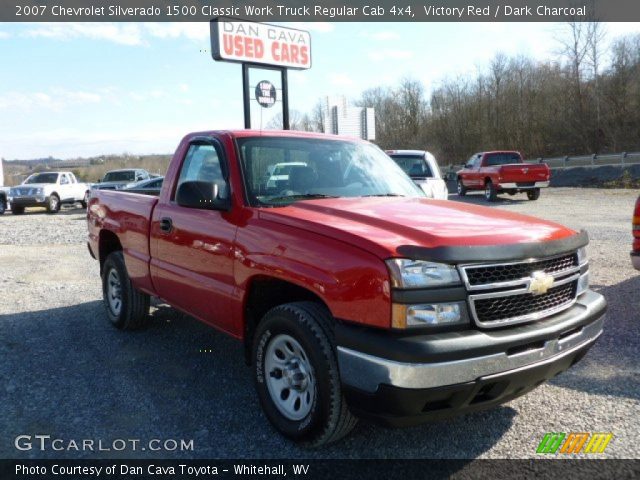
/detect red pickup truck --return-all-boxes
[456,151,550,202]
[88,131,605,446]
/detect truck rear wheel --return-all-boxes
[252,301,357,446]
[12,206,24,215]
[81,191,89,209]
[527,188,540,201]
[102,251,149,330]
[485,181,497,202]
[0,196,6,215]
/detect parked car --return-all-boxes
[88,130,605,446]
[9,171,90,214]
[386,150,448,200]
[632,196,640,270]
[456,151,550,202]
[122,176,164,196]
[92,169,151,191]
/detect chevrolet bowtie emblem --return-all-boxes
[529,271,554,295]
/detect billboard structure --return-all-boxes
[210,18,311,130]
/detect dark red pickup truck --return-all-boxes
[88,130,605,445]
[456,151,550,202]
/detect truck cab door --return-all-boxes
[58,174,72,201]
[150,139,237,334]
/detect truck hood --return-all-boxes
[13,183,54,190]
[259,197,577,259]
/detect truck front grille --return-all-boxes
[460,253,582,328]
[464,253,577,287]
[472,282,577,326]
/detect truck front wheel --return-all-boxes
[252,302,357,446]
[456,178,467,196]
[101,251,149,330]
[47,194,60,213]
[0,196,6,215]
[527,188,541,201]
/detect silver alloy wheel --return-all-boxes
[107,269,122,316]
[457,181,463,194]
[83,192,89,205]
[50,195,59,211]
[264,334,316,421]
[485,184,491,200]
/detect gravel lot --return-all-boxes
[0,189,638,460]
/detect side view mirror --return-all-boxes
[176,181,230,211]
[464,164,472,169]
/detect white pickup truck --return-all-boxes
[0,159,9,214]
[8,171,90,214]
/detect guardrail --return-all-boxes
[535,152,640,169]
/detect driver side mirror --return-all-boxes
[176,181,230,211]
[464,163,472,169]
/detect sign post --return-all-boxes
[210,18,310,130]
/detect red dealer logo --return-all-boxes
[211,19,311,70]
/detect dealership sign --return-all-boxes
[211,19,311,70]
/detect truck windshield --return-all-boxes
[25,173,58,184]
[389,155,434,178]
[237,137,423,206]
[103,171,135,182]
[485,153,522,166]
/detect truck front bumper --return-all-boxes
[336,290,605,426]
[9,196,48,208]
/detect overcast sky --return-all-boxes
[1,21,639,159]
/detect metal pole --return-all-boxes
[281,68,289,130]
[242,63,251,129]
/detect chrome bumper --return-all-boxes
[338,292,604,393]
[499,181,549,189]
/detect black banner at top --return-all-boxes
[4,0,640,22]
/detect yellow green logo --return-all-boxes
[537,432,613,454]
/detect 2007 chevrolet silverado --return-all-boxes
[88,130,606,446]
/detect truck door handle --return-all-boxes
[159,217,173,233]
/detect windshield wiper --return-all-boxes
[360,193,406,197]
[266,193,340,203]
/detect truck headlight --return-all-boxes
[386,259,461,288]
[577,247,588,266]
[392,302,468,328]
[35,188,43,195]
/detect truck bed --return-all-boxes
[87,189,158,292]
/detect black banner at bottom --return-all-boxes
[1,459,639,480]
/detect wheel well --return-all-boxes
[99,230,122,273]
[484,177,492,185]
[243,277,329,364]
[50,191,59,198]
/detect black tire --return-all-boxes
[527,188,541,201]
[47,194,60,213]
[0,196,6,215]
[101,251,150,330]
[252,301,358,446]
[456,178,467,196]
[12,206,24,215]
[484,180,497,202]
[81,191,89,209]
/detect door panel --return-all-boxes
[149,140,238,334]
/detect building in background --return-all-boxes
[323,96,375,141]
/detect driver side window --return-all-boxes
[59,175,69,185]
[175,143,228,201]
